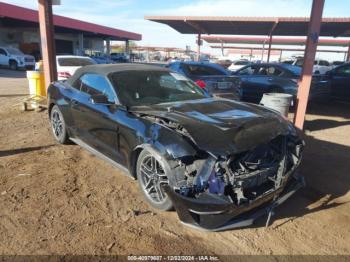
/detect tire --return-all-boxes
[136,149,173,211]
[9,60,18,70]
[50,105,69,144]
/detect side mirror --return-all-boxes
[90,94,113,105]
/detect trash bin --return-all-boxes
[26,70,46,97]
[260,93,293,117]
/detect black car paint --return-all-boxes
[49,81,290,165]
[48,65,304,230]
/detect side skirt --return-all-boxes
[69,137,135,180]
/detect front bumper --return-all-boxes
[164,174,305,231]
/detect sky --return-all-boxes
[2,0,350,60]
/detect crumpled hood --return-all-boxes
[133,98,291,156]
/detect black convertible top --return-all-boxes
[66,63,169,85]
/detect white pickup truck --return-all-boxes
[0,47,35,70]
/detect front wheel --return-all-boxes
[9,60,18,70]
[136,149,173,211]
[50,105,69,144]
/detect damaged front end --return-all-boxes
[164,134,305,231]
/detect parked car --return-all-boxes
[0,46,35,70]
[56,55,96,80]
[331,61,345,69]
[47,63,305,231]
[327,62,350,100]
[233,63,330,104]
[167,61,242,100]
[215,58,233,69]
[110,52,129,63]
[228,60,251,72]
[90,55,115,64]
[282,58,332,75]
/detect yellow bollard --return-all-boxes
[26,70,46,97]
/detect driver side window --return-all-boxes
[238,66,256,75]
[78,73,116,103]
[0,48,7,56]
[335,65,350,77]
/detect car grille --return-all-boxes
[25,58,34,62]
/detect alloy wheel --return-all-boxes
[51,110,63,139]
[139,154,169,204]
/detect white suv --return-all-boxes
[282,57,332,75]
[0,47,35,70]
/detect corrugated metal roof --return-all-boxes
[0,2,142,41]
[203,36,350,46]
[145,16,350,37]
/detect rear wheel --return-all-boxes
[9,60,18,70]
[136,149,173,211]
[50,105,69,144]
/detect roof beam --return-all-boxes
[184,19,209,34]
[210,45,347,53]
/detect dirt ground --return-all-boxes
[0,68,350,256]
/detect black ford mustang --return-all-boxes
[48,64,305,231]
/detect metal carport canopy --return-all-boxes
[202,36,350,46]
[144,16,350,37]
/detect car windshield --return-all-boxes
[58,57,95,66]
[282,60,294,65]
[235,61,250,65]
[6,48,23,55]
[280,64,302,76]
[109,70,208,107]
[183,64,227,76]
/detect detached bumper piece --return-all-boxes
[164,175,305,232]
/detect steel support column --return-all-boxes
[293,0,325,130]
[106,38,111,56]
[125,40,130,55]
[267,22,278,63]
[38,0,57,88]
[78,33,84,55]
[279,50,283,62]
[261,40,266,61]
[267,35,273,62]
[197,33,201,61]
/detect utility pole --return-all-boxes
[293,0,325,129]
[38,0,58,88]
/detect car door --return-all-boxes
[71,73,122,161]
[331,64,350,99]
[235,65,259,101]
[0,48,9,66]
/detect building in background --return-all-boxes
[0,2,141,60]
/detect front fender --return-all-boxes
[144,122,198,160]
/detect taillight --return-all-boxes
[195,80,206,89]
[57,71,71,78]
